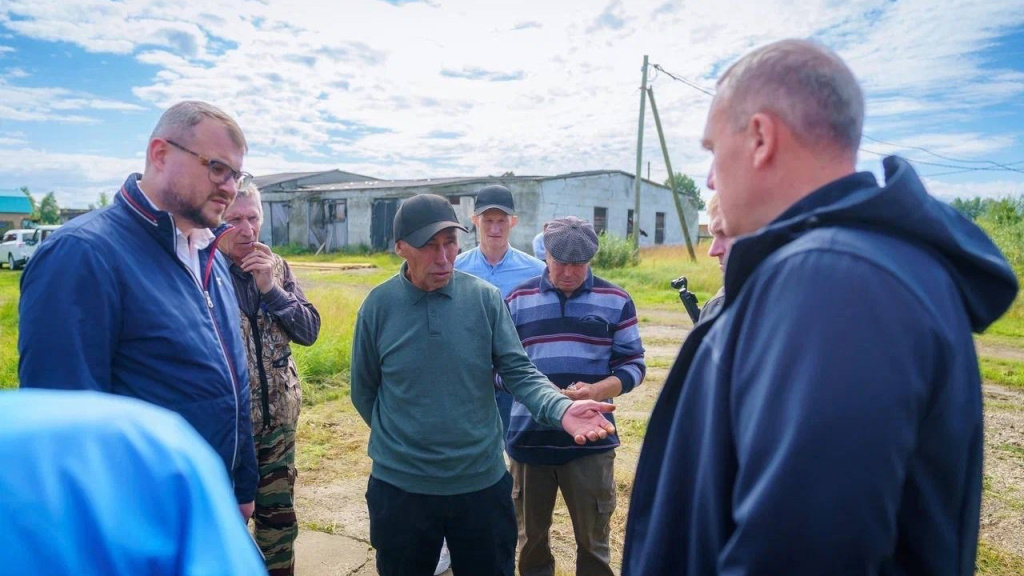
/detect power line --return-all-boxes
[648,61,1023,177]
[650,63,715,96]
[862,134,1024,174]
[859,148,1017,171]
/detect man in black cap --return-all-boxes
[454,184,545,438]
[350,195,619,576]
[504,216,646,576]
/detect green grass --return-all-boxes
[980,357,1024,389]
[595,244,722,306]
[0,271,21,389]
[997,443,1024,458]
[977,540,1024,576]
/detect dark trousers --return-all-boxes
[366,473,517,576]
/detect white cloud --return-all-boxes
[0,147,141,207]
[924,178,1024,201]
[2,66,28,79]
[0,0,1020,197]
[0,81,146,123]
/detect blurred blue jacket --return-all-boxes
[0,390,266,576]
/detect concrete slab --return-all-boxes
[295,530,371,576]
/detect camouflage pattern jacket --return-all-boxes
[229,254,321,431]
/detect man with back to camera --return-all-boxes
[219,184,322,576]
[622,39,1018,576]
[18,100,259,520]
[350,193,619,575]
[505,216,646,576]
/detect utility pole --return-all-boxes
[632,55,648,250]
[647,86,696,261]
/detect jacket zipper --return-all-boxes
[170,216,242,485]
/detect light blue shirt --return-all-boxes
[532,232,546,262]
[0,390,267,576]
[455,245,545,298]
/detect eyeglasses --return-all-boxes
[165,139,253,190]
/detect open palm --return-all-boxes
[561,400,616,445]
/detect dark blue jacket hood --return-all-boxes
[726,156,1017,332]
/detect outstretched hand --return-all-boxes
[561,400,616,445]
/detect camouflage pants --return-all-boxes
[253,424,298,576]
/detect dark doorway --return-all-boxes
[371,198,400,252]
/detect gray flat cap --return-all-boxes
[544,216,599,263]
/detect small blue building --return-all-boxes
[0,190,34,232]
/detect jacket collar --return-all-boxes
[723,170,878,300]
[115,173,184,258]
[722,156,1018,332]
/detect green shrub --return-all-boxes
[593,232,638,269]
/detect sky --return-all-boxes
[0,0,1022,208]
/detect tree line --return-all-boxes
[18,187,109,225]
[951,196,1024,279]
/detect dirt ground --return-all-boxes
[294,305,1024,574]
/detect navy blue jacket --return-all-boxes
[623,157,1018,576]
[18,174,258,503]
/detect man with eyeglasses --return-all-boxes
[19,101,261,527]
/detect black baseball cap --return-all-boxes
[473,185,515,215]
[393,194,469,248]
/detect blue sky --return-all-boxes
[1,0,1022,208]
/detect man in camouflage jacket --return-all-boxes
[220,185,321,576]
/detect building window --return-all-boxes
[449,196,461,205]
[655,212,665,244]
[627,209,634,237]
[594,206,608,234]
[327,200,346,222]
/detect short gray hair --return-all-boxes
[716,39,863,154]
[149,100,248,153]
[234,183,264,224]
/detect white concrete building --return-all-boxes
[254,170,699,254]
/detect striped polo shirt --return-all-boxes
[504,269,646,465]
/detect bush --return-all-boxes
[593,232,639,269]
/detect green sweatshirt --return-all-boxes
[350,266,572,495]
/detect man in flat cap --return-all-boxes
[350,195,619,576]
[455,184,545,438]
[504,216,646,576]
